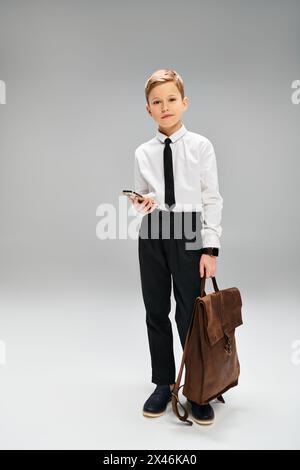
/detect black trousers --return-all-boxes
[138,208,203,385]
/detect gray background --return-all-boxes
[0,0,299,449]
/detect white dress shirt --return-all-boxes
[133,123,223,248]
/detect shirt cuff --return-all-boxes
[201,233,221,249]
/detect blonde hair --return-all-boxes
[145,69,185,104]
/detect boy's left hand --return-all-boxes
[200,254,217,278]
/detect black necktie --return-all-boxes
[164,137,176,210]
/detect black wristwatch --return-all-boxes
[201,247,219,257]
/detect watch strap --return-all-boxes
[201,247,219,257]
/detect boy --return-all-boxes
[129,69,223,425]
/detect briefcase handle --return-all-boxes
[200,269,219,297]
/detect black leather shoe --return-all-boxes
[188,400,215,425]
[143,385,172,418]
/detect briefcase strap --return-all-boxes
[171,301,198,425]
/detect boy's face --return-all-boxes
[146,82,188,128]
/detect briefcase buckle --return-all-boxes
[224,334,232,355]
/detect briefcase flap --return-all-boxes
[198,287,243,346]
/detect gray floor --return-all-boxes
[1,266,300,450]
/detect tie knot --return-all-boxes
[164,137,172,145]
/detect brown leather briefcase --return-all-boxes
[171,274,243,425]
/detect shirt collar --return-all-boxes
[156,123,187,144]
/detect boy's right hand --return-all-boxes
[129,195,157,214]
